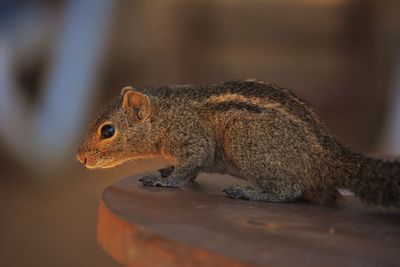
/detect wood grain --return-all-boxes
[97,173,400,267]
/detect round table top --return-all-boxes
[97,173,400,267]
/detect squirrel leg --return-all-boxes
[140,145,214,188]
[140,157,206,187]
[139,164,201,187]
[223,184,301,203]
[140,120,215,188]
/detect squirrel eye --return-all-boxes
[100,124,115,139]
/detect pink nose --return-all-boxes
[76,152,87,165]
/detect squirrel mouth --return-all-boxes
[85,159,125,169]
[86,157,137,169]
[85,163,115,169]
[82,153,162,169]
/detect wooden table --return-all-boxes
[97,174,400,267]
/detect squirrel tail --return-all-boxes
[340,152,400,207]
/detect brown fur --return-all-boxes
[77,80,400,206]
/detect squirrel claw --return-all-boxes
[139,173,159,186]
[139,173,182,188]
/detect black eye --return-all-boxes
[100,124,115,139]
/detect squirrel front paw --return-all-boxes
[139,173,182,188]
[139,173,159,186]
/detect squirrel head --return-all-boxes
[76,87,156,169]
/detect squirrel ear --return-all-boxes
[121,86,134,96]
[121,88,151,121]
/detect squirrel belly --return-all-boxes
[77,80,400,207]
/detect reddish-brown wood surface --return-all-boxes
[97,174,400,267]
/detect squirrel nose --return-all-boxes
[76,152,87,165]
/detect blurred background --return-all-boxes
[0,0,399,266]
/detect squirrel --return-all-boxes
[77,80,400,206]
